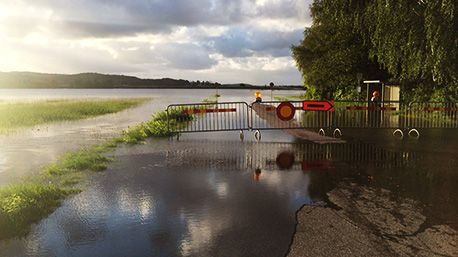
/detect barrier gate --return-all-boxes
[166,102,250,133]
[166,100,458,139]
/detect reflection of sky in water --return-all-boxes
[1,139,457,257]
[1,141,318,257]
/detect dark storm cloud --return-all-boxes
[208,27,304,57]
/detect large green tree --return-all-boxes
[292,0,388,99]
[293,0,458,101]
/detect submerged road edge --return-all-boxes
[286,182,458,257]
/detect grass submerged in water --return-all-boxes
[0,184,76,239]
[0,99,148,134]
[0,142,115,239]
[121,107,192,143]
[44,144,114,176]
[0,108,192,239]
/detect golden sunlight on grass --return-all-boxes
[0,98,149,134]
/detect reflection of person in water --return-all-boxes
[254,168,262,181]
[276,151,295,170]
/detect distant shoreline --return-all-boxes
[0,71,305,91]
[0,86,304,90]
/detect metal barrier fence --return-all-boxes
[166,100,458,134]
[166,102,250,133]
[250,101,332,130]
[408,102,458,129]
[250,100,406,130]
[250,100,458,130]
[333,100,405,129]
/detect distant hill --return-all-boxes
[0,72,191,88]
[0,71,304,90]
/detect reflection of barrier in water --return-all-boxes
[167,100,458,140]
[164,141,419,172]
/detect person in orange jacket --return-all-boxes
[371,90,380,103]
[369,90,381,127]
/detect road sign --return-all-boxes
[302,101,334,112]
[276,102,296,121]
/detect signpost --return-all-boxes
[302,101,334,112]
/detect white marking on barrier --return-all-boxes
[254,130,261,142]
[393,129,404,139]
[408,129,420,139]
[333,128,342,138]
[318,128,326,136]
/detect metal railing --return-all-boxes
[250,100,406,130]
[250,101,332,130]
[166,100,458,133]
[407,102,458,129]
[333,100,405,129]
[166,102,250,133]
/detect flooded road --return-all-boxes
[0,88,303,183]
[0,89,457,256]
[1,130,457,257]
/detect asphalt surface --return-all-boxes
[287,183,458,257]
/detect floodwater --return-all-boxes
[0,88,303,184]
[1,132,457,257]
[0,89,457,257]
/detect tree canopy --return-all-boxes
[293,0,458,101]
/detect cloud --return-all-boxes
[208,26,304,58]
[3,0,311,39]
[256,0,311,21]
[0,0,313,84]
[53,21,168,38]
[6,0,250,38]
[155,43,218,70]
[0,38,144,74]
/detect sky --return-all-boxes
[0,0,313,85]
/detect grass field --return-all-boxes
[0,99,148,134]
[274,94,307,102]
